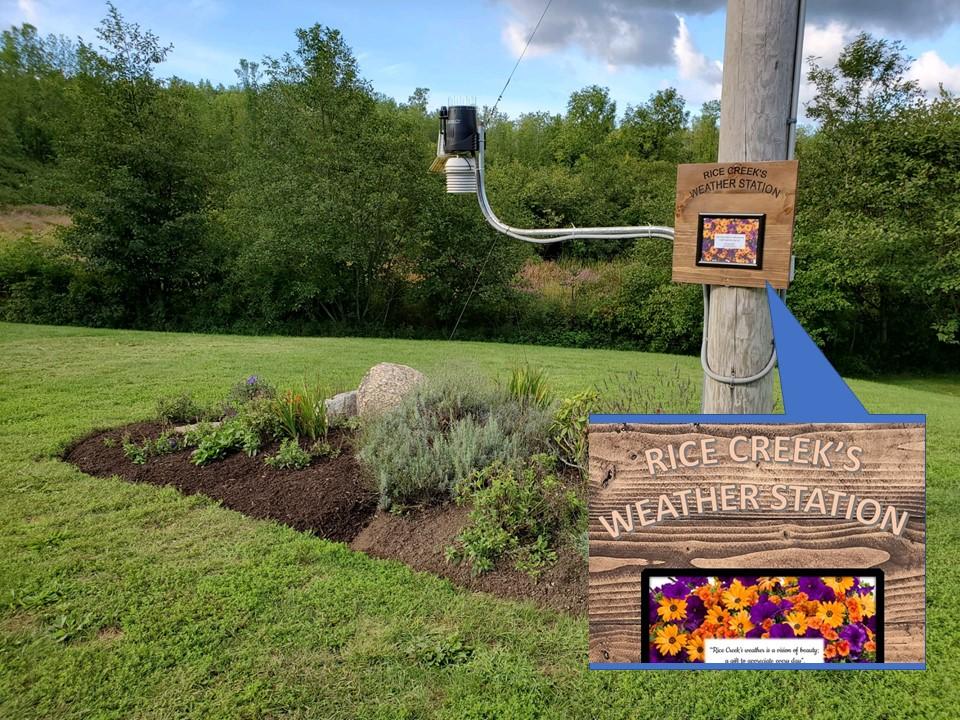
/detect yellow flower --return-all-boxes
[785,610,808,636]
[721,580,753,612]
[727,610,755,636]
[706,605,729,627]
[816,601,846,628]
[757,577,779,593]
[859,592,877,618]
[657,597,687,622]
[824,576,854,596]
[654,624,688,657]
[686,634,705,662]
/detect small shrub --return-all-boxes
[156,393,208,424]
[121,434,147,465]
[359,373,552,509]
[406,633,474,668]
[446,456,584,577]
[227,375,276,407]
[265,438,311,470]
[550,390,599,476]
[190,420,260,466]
[309,439,340,459]
[102,437,117,448]
[235,395,284,441]
[273,382,328,441]
[505,363,552,409]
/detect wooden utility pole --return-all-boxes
[702,0,805,413]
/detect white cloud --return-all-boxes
[16,0,39,24]
[908,49,960,94]
[672,15,722,106]
[798,21,855,110]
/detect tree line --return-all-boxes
[0,4,957,373]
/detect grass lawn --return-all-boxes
[1,321,957,719]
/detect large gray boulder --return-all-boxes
[325,390,358,420]
[357,363,425,418]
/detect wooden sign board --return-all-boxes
[588,422,925,666]
[672,161,799,289]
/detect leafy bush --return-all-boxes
[227,375,276,407]
[359,373,552,509]
[190,420,260,466]
[121,434,147,465]
[505,363,552,409]
[445,456,584,577]
[156,393,208,424]
[235,395,285,441]
[265,438,312,470]
[273,383,328,441]
[121,431,184,465]
[550,390,598,476]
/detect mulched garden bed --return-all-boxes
[64,422,587,615]
[64,422,376,543]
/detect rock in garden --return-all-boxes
[325,390,358,419]
[357,362,425,417]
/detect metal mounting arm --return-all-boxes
[473,129,675,244]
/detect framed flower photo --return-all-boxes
[696,213,765,269]
[640,569,884,665]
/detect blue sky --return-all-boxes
[4,0,960,120]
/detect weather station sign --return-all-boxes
[672,161,798,288]
[587,287,926,670]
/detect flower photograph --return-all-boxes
[697,214,764,268]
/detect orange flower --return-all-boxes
[822,625,839,642]
[824,643,837,659]
[758,577,779,593]
[808,616,823,630]
[865,640,876,653]
[846,597,864,623]
[727,611,755,636]
[762,618,773,631]
[816,601,846,628]
[836,640,851,658]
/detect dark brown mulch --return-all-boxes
[64,423,377,543]
[351,505,587,615]
[64,422,587,615]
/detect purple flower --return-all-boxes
[798,577,834,602]
[749,599,780,625]
[735,576,760,587]
[804,627,822,639]
[684,596,706,630]
[647,595,659,624]
[769,623,794,638]
[865,615,877,633]
[661,580,690,599]
[840,623,868,655]
[246,375,258,386]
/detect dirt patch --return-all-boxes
[64,423,377,543]
[65,422,586,615]
[351,506,586,615]
[0,204,71,239]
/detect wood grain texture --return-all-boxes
[587,422,925,663]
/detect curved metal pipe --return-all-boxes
[473,131,675,244]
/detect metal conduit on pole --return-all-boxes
[701,0,805,413]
